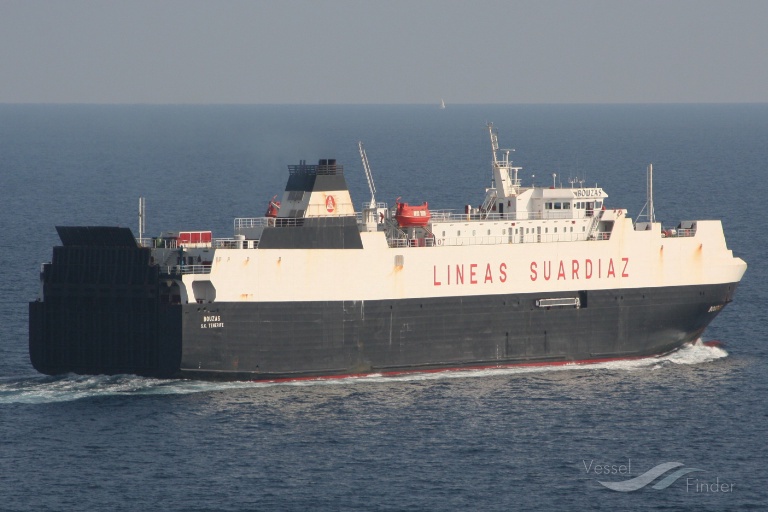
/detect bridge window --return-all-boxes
[545,202,553,209]
[554,202,562,210]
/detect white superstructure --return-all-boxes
[140,125,746,306]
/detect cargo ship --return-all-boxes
[29,124,747,380]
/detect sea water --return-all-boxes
[0,104,766,511]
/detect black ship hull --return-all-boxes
[30,273,738,381]
[176,283,737,380]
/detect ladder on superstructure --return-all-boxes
[586,210,603,240]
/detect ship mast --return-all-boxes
[637,163,656,224]
[138,197,145,242]
[647,163,655,223]
[487,122,521,196]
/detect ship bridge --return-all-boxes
[534,186,606,220]
[484,123,607,220]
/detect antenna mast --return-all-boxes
[647,163,654,223]
[487,122,521,194]
[637,164,656,224]
[489,122,500,165]
[358,141,377,209]
[138,197,146,242]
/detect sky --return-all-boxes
[1,0,767,104]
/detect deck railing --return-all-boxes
[426,210,588,222]
[662,228,696,238]
[234,217,271,229]
[160,265,212,275]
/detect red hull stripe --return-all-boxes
[255,352,663,384]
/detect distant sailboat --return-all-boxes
[440,98,446,109]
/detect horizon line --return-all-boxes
[2,101,767,107]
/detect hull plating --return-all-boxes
[30,279,737,380]
[178,283,736,380]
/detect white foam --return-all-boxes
[0,374,268,404]
[325,339,729,383]
[0,339,728,403]
[658,339,728,366]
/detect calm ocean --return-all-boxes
[0,104,766,511]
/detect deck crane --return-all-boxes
[358,141,377,209]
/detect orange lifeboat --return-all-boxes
[395,199,431,228]
[265,196,281,218]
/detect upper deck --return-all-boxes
[135,125,698,274]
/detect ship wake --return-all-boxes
[0,340,728,404]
